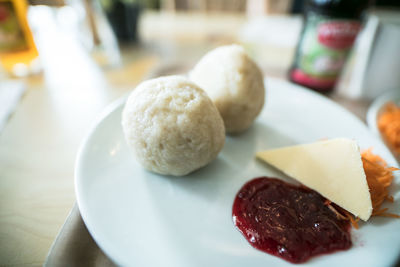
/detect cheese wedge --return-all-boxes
[256,138,372,221]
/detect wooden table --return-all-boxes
[0,11,370,266]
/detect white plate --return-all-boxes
[75,78,400,267]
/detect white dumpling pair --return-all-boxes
[122,45,265,176]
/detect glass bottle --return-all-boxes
[0,0,39,77]
[289,0,370,92]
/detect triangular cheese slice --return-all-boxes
[256,138,372,221]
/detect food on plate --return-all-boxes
[378,101,400,157]
[121,75,225,176]
[189,44,265,134]
[256,138,372,220]
[232,139,398,263]
[233,177,352,264]
[361,149,400,220]
[256,138,399,223]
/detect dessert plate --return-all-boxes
[75,78,400,266]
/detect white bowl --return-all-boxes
[367,90,400,159]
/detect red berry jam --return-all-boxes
[232,177,352,263]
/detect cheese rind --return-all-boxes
[256,138,372,221]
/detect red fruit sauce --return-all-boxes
[232,177,352,263]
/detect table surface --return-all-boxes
[0,10,371,266]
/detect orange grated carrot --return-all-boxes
[378,102,400,156]
[343,209,360,229]
[362,148,399,217]
[342,148,400,228]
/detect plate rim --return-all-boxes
[74,96,127,265]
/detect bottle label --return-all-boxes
[291,13,361,90]
[0,1,29,53]
[317,21,360,49]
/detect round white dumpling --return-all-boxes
[121,75,225,176]
[189,44,265,134]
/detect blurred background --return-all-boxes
[1,0,400,266]
[1,0,400,92]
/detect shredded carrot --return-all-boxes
[341,149,400,228]
[378,102,400,157]
[322,201,361,228]
[343,209,360,229]
[326,203,349,221]
[362,149,399,217]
